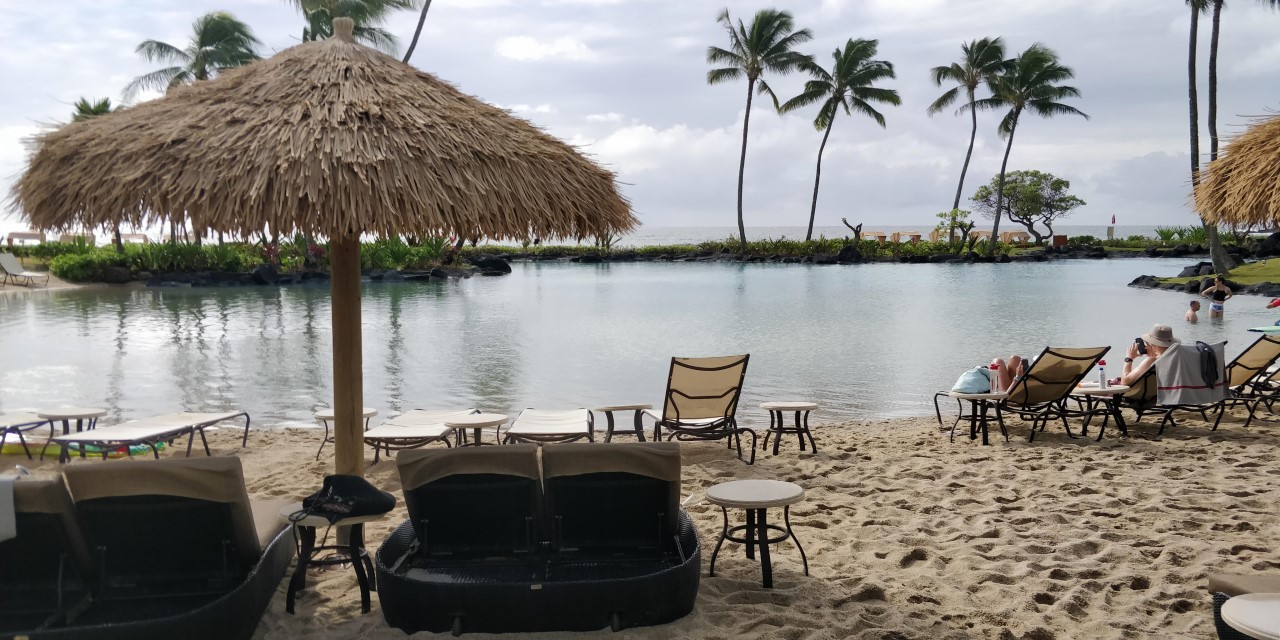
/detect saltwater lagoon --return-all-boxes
[0,258,1269,429]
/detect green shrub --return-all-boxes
[49,250,127,282]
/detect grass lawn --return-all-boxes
[1156,258,1280,286]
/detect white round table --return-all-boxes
[277,501,387,615]
[1221,592,1280,640]
[594,404,653,442]
[705,479,808,588]
[313,407,378,460]
[759,401,818,455]
[37,407,106,433]
[444,413,508,446]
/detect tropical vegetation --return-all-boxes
[971,44,1087,255]
[782,38,900,241]
[706,7,813,253]
[927,37,1011,233]
[970,170,1085,245]
[122,11,260,101]
[290,0,419,54]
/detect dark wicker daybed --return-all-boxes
[376,442,701,636]
[0,457,292,640]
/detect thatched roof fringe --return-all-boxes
[1196,113,1280,227]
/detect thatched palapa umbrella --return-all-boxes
[11,19,636,477]
[1195,113,1280,228]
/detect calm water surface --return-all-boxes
[0,259,1270,429]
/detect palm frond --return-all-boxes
[1027,101,1089,120]
[122,67,187,102]
[780,84,831,114]
[848,98,887,128]
[353,25,399,54]
[756,79,783,111]
[997,108,1020,138]
[707,66,743,85]
[927,86,961,115]
[706,45,744,66]
[852,86,901,107]
[135,39,191,65]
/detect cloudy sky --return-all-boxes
[3,0,1279,237]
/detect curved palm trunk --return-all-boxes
[401,0,434,63]
[734,79,756,254]
[952,89,980,213]
[805,111,838,242]
[113,224,124,254]
[988,113,1020,257]
[1203,0,1231,275]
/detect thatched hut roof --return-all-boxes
[10,20,635,240]
[1196,113,1280,226]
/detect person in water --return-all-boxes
[1120,324,1180,386]
[1201,276,1232,318]
[1186,300,1200,323]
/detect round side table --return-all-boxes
[594,404,653,442]
[279,501,387,614]
[1221,592,1280,640]
[444,413,508,446]
[759,402,818,455]
[37,407,106,461]
[314,407,378,461]
[705,479,808,588]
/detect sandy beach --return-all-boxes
[5,409,1277,639]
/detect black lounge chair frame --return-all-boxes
[654,355,756,464]
[1,415,50,460]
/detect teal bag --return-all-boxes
[952,366,994,393]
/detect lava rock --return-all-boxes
[382,270,406,282]
[813,253,838,265]
[100,266,133,284]
[1128,275,1159,288]
[251,264,279,285]
[472,256,512,274]
[929,253,959,263]
[577,254,604,264]
[1257,232,1280,257]
[835,245,862,264]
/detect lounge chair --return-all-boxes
[1000,346,1110,441]
[0,412,50,460]
[59,457,292,638]
[52,411,251,462]
[376,443,700,635]
[502,408,594,444]
[1141,341,1229,437]
[644,354,756,464]
[1,458,292,640]
[1215,334,1280,429]
[0,253,50,287]
[0,476,93,634]
[362,408,477,463]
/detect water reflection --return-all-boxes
[0,258,1269,428]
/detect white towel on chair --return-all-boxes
[0,475,15,543]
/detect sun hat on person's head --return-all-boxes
[1142,324,1180,348]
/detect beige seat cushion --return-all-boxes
[1208,573,1280,597]
[249,498,295,550]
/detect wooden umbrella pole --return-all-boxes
[330,234,365,477]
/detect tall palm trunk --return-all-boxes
[804,112,838,242]
[1200,0,1232,275]
[113,224,124,254]
[950,87,980,244]
[988,113,1020,257]
[402,0,434,63]
[734,79,756,254]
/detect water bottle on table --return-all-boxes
[1097,360,1107,389]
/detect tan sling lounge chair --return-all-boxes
[996,346,1110,442]
[51,411,251,462]
[363,408,477,463]
[644,354,755,464]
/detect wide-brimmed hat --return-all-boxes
[1142,324,1180,348]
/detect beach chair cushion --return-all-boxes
[397,445,542,557]
[1208,573,1280,597]
[64,457,262,569]
[542,443,682,553]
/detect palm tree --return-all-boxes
[290,0,417,54]
[71,97,114,122]
[123,11,260,102]
[1199,0,1280,274]
[402,0,434,63]
[70,98,125,252]
[707,8,813,253]
[782,39,900,241]
[973,45,1087,256]
[927,37,1011,238]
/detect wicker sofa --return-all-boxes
[376,442,701,635]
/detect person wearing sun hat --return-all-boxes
[1119,324,1180,386]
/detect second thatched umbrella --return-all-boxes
[11,19,636,476]
[1195,113,1280,229]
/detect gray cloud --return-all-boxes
[3,0,1278,236]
